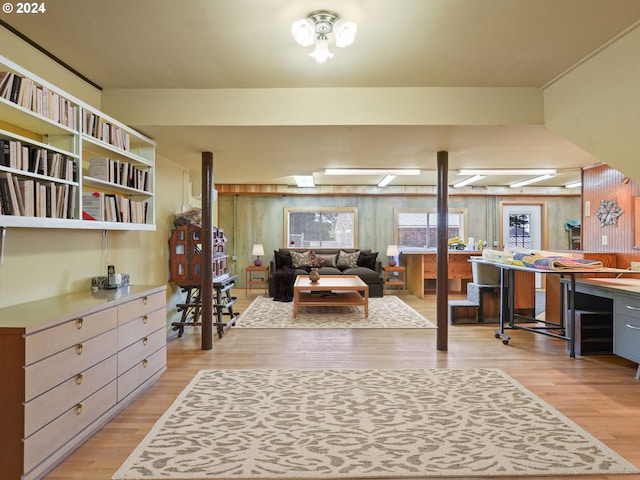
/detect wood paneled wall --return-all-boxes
[583,164,640,267]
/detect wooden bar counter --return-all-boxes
[403,250,481,298]
[402,251,535,314]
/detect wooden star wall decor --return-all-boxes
[595,198,624,227]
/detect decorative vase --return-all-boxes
[309,268,320,283]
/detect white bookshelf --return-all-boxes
[0,54,155,230]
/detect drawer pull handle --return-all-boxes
[625,305,640,311]
[76,373,84,385]
[75,403,84,415]
[143,358,149,368]
[626,324,640,331]
[143,337,149,346]
[76,343,84,355]
[142,315,148,324]
[143,296,148,305]
[76,318,84,329]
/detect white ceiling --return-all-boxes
[4,0,640,189]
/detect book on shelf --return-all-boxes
[89,157,110,182]
[17,179,35,217]
[82,191,104,221]
[11,175,25,216]
[0,71,11,96]
[104,193,119,222]
[36,182,46,217]
[0,172,19,215]
[0,139,9,167]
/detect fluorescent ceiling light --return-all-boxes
[458,169,556,176]
[324,168,421,176]
[565,181,582,189]
[377,175,396,187]
[510,174,555,188]
[293,175,315,187]
[452,175,485,188]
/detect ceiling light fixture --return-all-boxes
[293,175,315,188]
[510,174,555,188]
[458,169,556,176]
[324,168,421,176]
[377,175,396,187]
[452,175,485,188]
[292,10,357,63]
[565,181,582,189]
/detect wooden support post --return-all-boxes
[201,151,214,350]
[436,151,449,351]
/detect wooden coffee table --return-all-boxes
[293,275,369,318]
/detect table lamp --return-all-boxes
[252,244,265,266]
[386,245,399,267]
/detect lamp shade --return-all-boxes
[252,244,265,257]
[291,18,315,46]
[309,35,333,62]
[334,19,357,47]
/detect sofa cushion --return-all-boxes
[274,250,292,269]
[316,253,338,268]
[290,250,311,268]
[343,266,383,283]
[337,250,360,269]
[317,266,341,275]
[357,251,378,270]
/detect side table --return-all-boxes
[246,265,269,295]
[383,265,406,294]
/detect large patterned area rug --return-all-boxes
[234,295,436,329]
[112,368,639,479]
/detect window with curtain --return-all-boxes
[285,207,357,248]
[395,208,467,249]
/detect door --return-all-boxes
[501,203,544,288]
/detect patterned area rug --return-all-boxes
[112,368,639,479]
[234,295,436,328]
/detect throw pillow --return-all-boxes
[337,250,360,269]
[357,251,378,270]
[274,250,292,269]
[290,250,311,268]
[316,253,337,268]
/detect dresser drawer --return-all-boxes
[24,355,117,437]
[25,329,118,401]
[615,293,640,319]
[118,347,166,402]
[23,381,117,473]
[118,327,166,374]
[118,291,165,325]
[118,308,166,350]
[25,308,117,365]
[614,312,640,363]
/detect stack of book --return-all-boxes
[82,191,148,224]
[0,71,77,128]
[88,157,149,191]
[0,171,76,218]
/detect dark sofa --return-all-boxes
[268,248,384,298]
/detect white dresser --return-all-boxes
[0,285,167,480]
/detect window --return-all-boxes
[395,208,467,249]
[285,207,357,248]
[508,213,532,248]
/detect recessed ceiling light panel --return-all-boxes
[324,168,421,176]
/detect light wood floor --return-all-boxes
[44,291,640,480]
